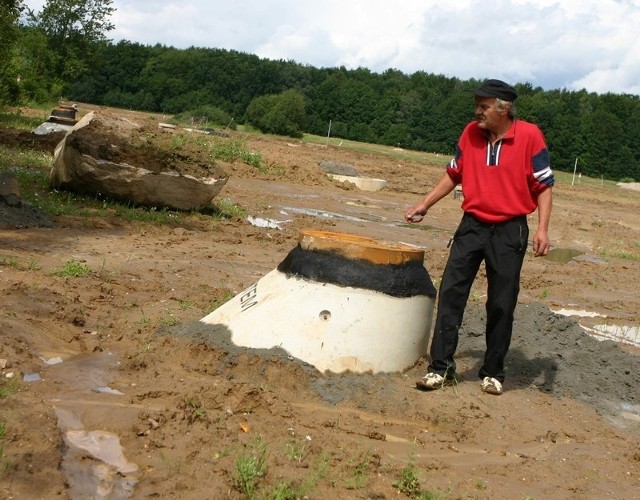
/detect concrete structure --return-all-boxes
[201,230,436,373]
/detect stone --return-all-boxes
[49,111,228,211]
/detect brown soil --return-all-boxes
[1,104,639,499]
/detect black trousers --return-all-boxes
[428,213,529,382]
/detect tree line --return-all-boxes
[3,0,640,181]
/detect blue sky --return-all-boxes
[24,0,640,95]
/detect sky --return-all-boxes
[23,0,640,95]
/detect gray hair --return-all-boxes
[496,98,516,118]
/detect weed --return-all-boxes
[540,288,550,299]
[0,420,7,478]
[394,462,422,497]
[159,309,177,326]
[212,446,232,460]
[234,437,269,499]
[418,490,448,500]
[0,256,20,269]
[599,248,640,261]
[443,366,460,394]
[343,450,371,490]
[0,378,19,399]
[211,138,264,170]
[27,257,41,271]
[209,289,235,311]
[184,396,206,422]
[137,309,151,325]
[213,197,246,219]
[284,441,307,463]
[179,299,195,310]
[50,260,92,278]
[266,481,297,500]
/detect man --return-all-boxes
[405,79,554,395]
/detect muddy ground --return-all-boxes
[0,104,639,499]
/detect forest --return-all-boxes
[2,0,640,181]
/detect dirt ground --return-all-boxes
[0,104,639,499]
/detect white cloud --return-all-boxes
[22,0,640,95]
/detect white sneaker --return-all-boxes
[481,377,503,395]
[416,372,445,391]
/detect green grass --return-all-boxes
[0,256,20,269]
[212,197,247,219]
[234,437,269,499]
[210,137,263,169]
[0,110,49,130]
[50,260,92,278]
[184,396,206,422]
[209,289,235,311]
[394,462,422,497]
[0,420,6,478]
[302,132,450,166]
[0,378,19,399]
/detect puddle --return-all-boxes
[280,205,447,232]
[585,324,640,347]
[247,215,292,230]
[553,309,638,347]
[280,205,368,223]
[37,350,141,498]
[553,308,606,318]
[543,247,584,263]
[60,427,139,499]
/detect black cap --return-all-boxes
[474,79,518,101]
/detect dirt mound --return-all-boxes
[0,127,67,153]
[0,199,53,229]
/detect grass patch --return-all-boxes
[0,256,20,269]
[302,133,450,166]
[50,260,92,278]
[0,377,19,399]
[0,110,49,130]
[209,289,235,311]
[212,197,246,219]
[394,462,422,497]
[211,137,263,169]
[183,395,207,423]
[234,437,269,499]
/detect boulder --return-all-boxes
[318,160,359,177]
[49,112,228,211]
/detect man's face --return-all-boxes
[474,96,505,132]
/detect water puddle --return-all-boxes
[280,205,368,223]
[247,215,292,230]
[553,308,605,318]
[585,324,640,347]
[553,309,639,347]
[544,247,584,263]
[60,426,139,499]
[279,205,446,233]
[33,349,141,498]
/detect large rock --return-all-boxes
[49,112,228,211]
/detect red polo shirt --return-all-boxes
[446,119,554,223]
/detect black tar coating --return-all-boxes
[277,245,437,298]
